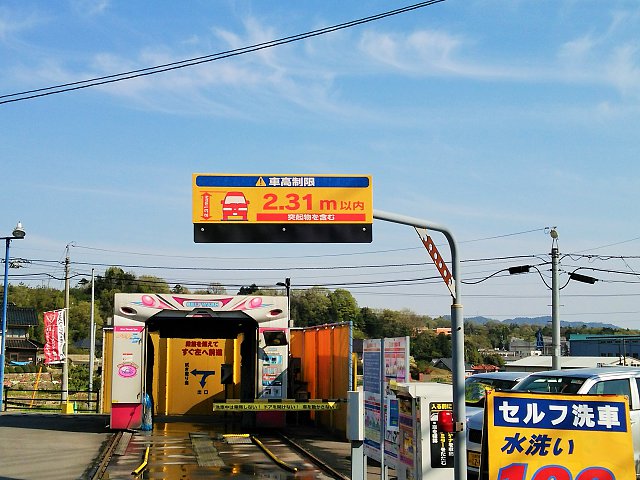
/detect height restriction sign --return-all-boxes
[192,173,373,243]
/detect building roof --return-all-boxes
[6,305,38,327]
[569,333,640,341]
[5,338,40,350]
[505,355,640,369]
[432,357,472,371]
[432,357,454,371]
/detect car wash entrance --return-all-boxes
[106,293,289,430]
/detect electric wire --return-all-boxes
[68,229,547,260]
[0,1,445,105]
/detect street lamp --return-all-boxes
[1,222,26,410]
[276,278,291,328]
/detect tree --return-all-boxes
[482,353,505,368]
[486,322,510,350]
[238,284,259,295]
[431,333,452,359]
[411,331,437,362]
[290,287,331,326]
[206,282,227,294]
[136,275,171,293]
[378,309,419,338]
[361,307,383,338]
[94,267,138,320]
[328,289,360,326]
[172,284,190,294]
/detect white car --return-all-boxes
[464,371,530,477]
[465,371,530,418]
[466,367,640,479]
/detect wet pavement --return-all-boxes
[104,418,348,479]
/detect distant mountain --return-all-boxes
[461,315,619,329]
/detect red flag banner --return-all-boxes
[43,309,66,364]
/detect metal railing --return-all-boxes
[3,387,100,413]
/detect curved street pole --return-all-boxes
[373,210,466,480]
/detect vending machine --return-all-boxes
[392,382,454,480]
[258,327,288,399]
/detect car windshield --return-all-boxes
[513,375,586,394]
[465,377,520,406]
[224,196,246,204]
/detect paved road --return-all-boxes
[0,413,389,480]
[0,413,111,480]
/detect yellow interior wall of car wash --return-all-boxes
[101,328,113,414]
[152,336,239,415]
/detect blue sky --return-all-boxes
[1,1,639,328]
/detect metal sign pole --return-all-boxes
[373,210,466,480]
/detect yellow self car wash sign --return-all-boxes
[485,390,634,480]
[192,173,373,243]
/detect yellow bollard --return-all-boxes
[61,402,74,414]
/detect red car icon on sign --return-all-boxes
[221,192,249,221]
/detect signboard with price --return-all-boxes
[192,173,372,243]
[485,390,635,480]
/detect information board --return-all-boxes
[192,173,372,243]
[363,336,411,470]
[486,390,635,480]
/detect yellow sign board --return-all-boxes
[192,173,372,224]
[212,401,338,411]
[486,390,634,480]
[165,338,234,415]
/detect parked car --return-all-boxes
[465,371,530,417]
[464,371,530,476]
[466,367,640,479]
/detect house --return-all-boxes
[2,305,40,364]
[471,364,501,374]
[508,336,568,358]
[431,357,472,372]
[431,357,454,371]
[435,327,452,336]
[503,355,640,373]
[569,334,640,359]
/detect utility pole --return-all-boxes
[551,229,561,370]
[89,268,95,394]
[62,246,70,407]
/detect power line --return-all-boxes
[68,227,547,261]
[0,1,445,105]
[570,236,640,254]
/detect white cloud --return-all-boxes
[0,6,46,42]
[605,44,640,97]
[70,0,110,17]
[6,6,640,119]
[359,29,464,75]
